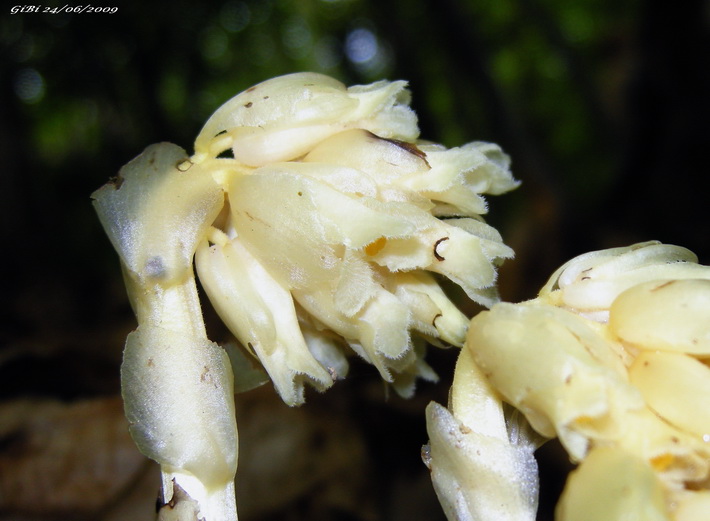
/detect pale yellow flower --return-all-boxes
[453,241,710,521]
[191,73,519,405]
[92,72,518,520]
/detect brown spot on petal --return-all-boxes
[244,102,253,108]
[364,130,430,166]
[434,237,449,261]
[651,280,677,292]
[388,138,430,166]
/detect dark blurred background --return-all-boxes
[1,0,708,520]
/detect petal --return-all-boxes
[449,347,508,438]
[556,447,670,521]
[293,284,413,381]
[467,302,643,460]
[285,161,378,198]
[297,312,350,381]
[194,73,353,157]
[461,141,519,195]
[346,79,418,141]
[386,271,469,346]
[357,286,412,362]
[629,351,710,438]
[369,217,513,302]
[398,142,519,216]
[333,250,379,317]
[610,279,710,354]
[538,241,708,318]
[194,73,419,161]
[411,222,511,307]
[228,167,417,290]
[230,123,344,167]
[303,128,428,185]
[616,408,710,483]
[228,169,342,289]
[389,341,439,398]
[195,238,333,406]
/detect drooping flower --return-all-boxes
[192,73,519,405]
[92,72,518,520]
[452,241,710,521]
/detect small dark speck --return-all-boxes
[297,191,303,196]
[108,175,124,189]
[244,102,253,108]
[651,280,676,292]
[263,96,269,100]
[246,86,257,92]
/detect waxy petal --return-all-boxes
[195,238,333,406]
[539,241,708,321]
[194,73,417,165]
[610,279,710,354]
[556,447,670,521]
[629,351,710,438]
[467,302,642,460]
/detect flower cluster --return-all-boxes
[450,242,710,520]
[92,72,518,520]
[191,72,519,405]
